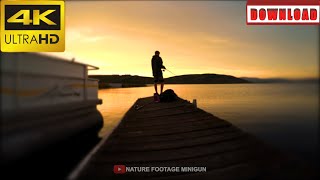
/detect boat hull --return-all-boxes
[1,52,104,166]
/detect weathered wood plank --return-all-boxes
[72,97,316,180]
[108,126,240,144]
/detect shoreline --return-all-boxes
[97,82,318,89]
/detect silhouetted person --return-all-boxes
[151,51,166,95]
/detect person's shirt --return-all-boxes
[151,55,165,76]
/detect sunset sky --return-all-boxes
[47,1,319,79]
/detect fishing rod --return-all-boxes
[163,68,177,76]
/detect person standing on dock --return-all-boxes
[151,50,166,96]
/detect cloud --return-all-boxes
[66,28,110,43]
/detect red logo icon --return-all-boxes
[113,165,126,174]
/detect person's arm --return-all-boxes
[160,57,166,69]
[151,57,156,76]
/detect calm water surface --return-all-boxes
[97,84,318,165]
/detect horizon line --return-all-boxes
[88,73,319,80]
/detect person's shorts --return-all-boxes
[154,74,164,83]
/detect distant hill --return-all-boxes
[90,75,153,84]
[89,74,249,88]
[241,77,319,83]
[165,74,249,84]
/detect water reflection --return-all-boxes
[97,83,318,165]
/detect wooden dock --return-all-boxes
[70,97,316,180]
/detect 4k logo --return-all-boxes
[7,9,57,26]
[0,1,65,52]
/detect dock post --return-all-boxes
[192,99,197,107]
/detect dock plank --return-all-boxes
[72,97,316,180]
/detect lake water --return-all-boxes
[97,83,318,166]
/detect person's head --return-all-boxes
[155,51,160,56]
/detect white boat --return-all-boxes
[1,52,103,165]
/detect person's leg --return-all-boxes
[154,77,159,94]
[154,83,158,94]
[160,83,164,94]
[159,74,164,94]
